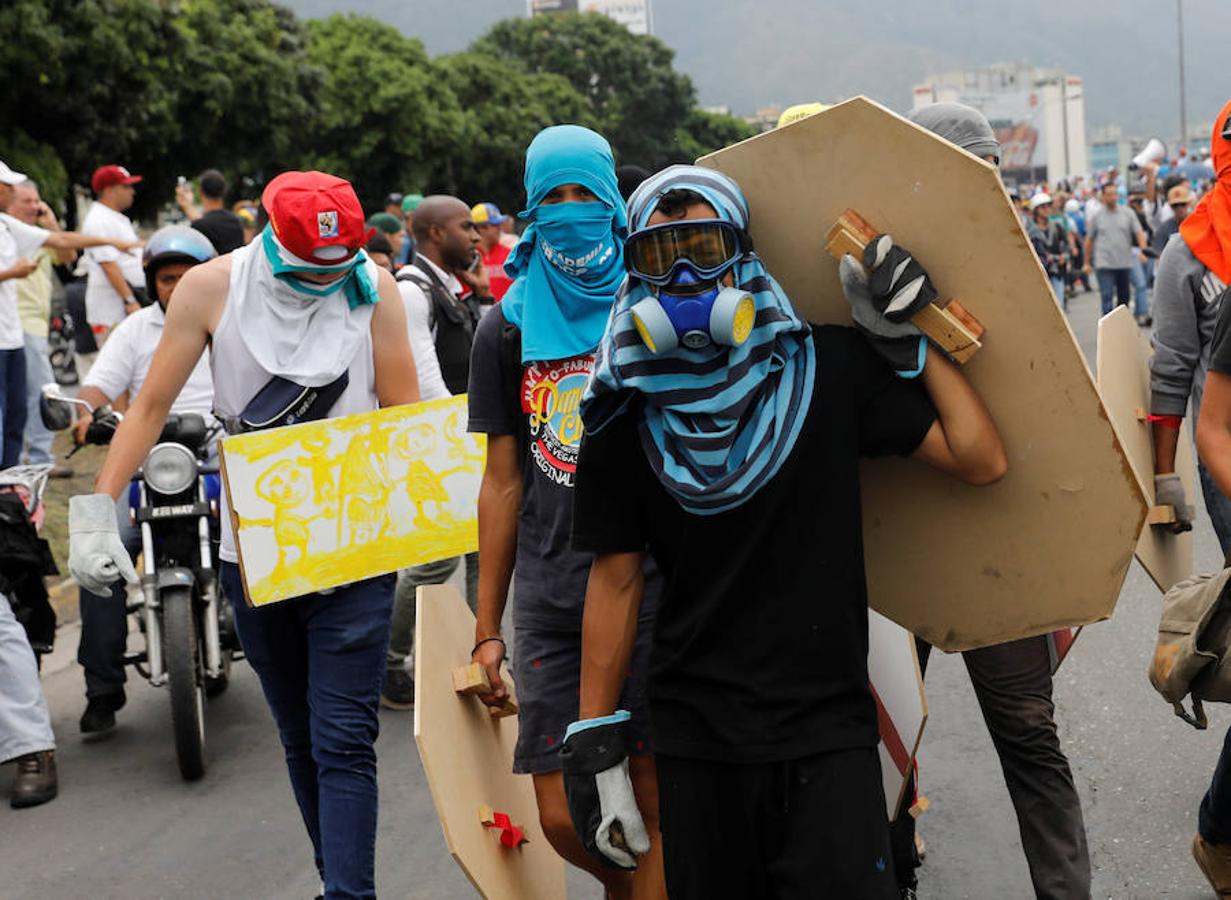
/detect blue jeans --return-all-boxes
[0,345,28,469]
[1095,268,1132,315]
[220,563,394,900]
[22,333,55,465]
[1199,460,1231,560]
[0,595,55,763]
[77,495,141,698]
[1130,257,1150,317]
[1050,275,1067,310]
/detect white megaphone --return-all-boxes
[1130,137,1166,170]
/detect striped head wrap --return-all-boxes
[582,165,817,515]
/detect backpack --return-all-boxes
[1149,568,1231,728]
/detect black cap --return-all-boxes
[383,192,404,208]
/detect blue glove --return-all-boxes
[560,711,650,870]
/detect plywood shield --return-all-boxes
[699,96,1147,650]
[414,584,565,900]
[1096,305,1196,591]
[869,610,926,819]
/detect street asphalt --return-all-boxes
[1,287,1225,899]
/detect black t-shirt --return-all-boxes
[1207,288,1231,375]
[572,325,937,763]
[191,209,245,255]
[468,306,660,630]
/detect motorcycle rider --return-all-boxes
[73,226,218,734]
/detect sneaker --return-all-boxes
[899,889,918,900]
[80,690,126,734]
[1193,832,1231,896]
[10,750,58,809]
[1136,314,1154,327]
[380,668,415,710]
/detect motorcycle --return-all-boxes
[40,384,239,780]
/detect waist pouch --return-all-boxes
[221,372,350,435]
[1150,568,1231,729]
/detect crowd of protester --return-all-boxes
[0,96,1229,900]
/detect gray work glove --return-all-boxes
[561,711,650,870]
[839,253,927,378]
[1154,474,1195,533]
[69,493,138,595]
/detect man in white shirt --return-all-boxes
[74,226,219,734]
[80,165,145,352]
[0,160,140,468]
[384,195,490,708]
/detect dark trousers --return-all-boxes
[77,501,141,698]
[1095,267,1132,315]
[656,748,898,900]
[0,345,28,468]
[1200,728,1231,844]
[221,563,394,900]
[891,635,1090,900]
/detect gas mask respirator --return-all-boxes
[625,219,756,354]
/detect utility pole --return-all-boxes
[1178,0,1188,149]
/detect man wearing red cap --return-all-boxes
[66,171,420,899]
[80,165,145,360]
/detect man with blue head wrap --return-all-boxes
[561,165,1008,897]
[465,125,666,899]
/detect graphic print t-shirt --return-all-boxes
[466,306,607,629]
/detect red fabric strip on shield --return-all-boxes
[485,811,526,848]
[871,682,911,777]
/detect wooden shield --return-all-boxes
[414,584,565,900]
[869,609,927,819]
[699,96,1147,650]
[1096,304,1196,591]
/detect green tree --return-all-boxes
[470,13,696,172]
[303,14,461,212]
[674,108,758,163]
[435,51,594,213]
[0,0,185,217]
[168,0,322,188]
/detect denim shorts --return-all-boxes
[511,615,655,775]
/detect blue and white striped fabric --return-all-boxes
[581,165,816,515]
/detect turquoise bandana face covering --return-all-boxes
[261,226,379,310]
[501,125,627,362]
[534,202,620,279]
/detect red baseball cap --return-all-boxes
[91,165,142,193]
[262,170,371,265]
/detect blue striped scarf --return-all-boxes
[582,166,816,515]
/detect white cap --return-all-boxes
[0,160,27,186]
[1029,192,1053,211]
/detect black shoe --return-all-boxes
[80,691,126,733]
[380,668,414,710]
[900,889,918,900]
[10,750,58,808]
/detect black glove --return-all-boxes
[560,711,649,870]
[838,234,941,377]
[862,234,939,323]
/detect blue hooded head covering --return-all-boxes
[582,165,817,515]
[501,125,628,362]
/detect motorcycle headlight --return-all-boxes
[143,443,197,495]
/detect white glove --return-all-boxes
[69,493,138,595]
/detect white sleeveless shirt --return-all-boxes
[212,243,380,562]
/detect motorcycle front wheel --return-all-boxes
[162,586,206,780]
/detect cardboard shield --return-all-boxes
[1096,305,1196,591]
[414,584,566,900]
[219,396,483,606]
[869,609,927,819]
[698,96,1147,650]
